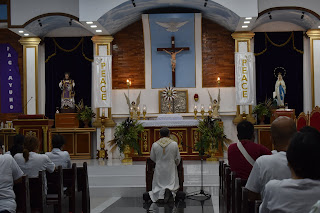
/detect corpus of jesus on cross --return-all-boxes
[157,36,189,87]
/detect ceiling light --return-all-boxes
[90,25,97,28]
[268,12,272,20]
[86,21,93,24]
[245,17,252,20]
[96,30,102,32]
[318,26,320,28]
[244,21,250,24]
[242,25,248,28]
[18,30,23,33]
[24,33,29,36]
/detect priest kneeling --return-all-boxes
[149,127,181,203]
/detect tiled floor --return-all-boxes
[71,159,224,212]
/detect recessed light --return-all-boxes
[244,21,250,24]
[90,25,97,28]
[24,33,29,36]
[242,25,248,28]
[18,30,24,33]
[96,30,102,32]
[86,21,93,24]
[245,17,252,20]
[318,26,320,28]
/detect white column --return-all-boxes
[194,13,202,89]
[19,37,41,114]
[306,30,320,108]
[38,44,46,114]
[303,37,312,113]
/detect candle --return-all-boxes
[143,105,147,112]
[217,77,221,84]
[126,79,131,86]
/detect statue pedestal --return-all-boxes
[270,109,295,123]
[55,113,79,128]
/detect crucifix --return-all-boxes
[157,36,189,87]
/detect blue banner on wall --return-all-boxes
[149,13,195,88]
[0,44,22,113]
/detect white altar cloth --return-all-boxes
[140,120,199,127]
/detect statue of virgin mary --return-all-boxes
[274,73,286,107]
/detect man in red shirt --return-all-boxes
[228,120,272,179]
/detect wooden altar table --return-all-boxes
[132,116,224,160]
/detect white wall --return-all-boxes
[11,0,79,25]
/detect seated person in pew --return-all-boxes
[148,127,181,203]
[245,117,296,200]
[45,134,71,169]
[6,134,25,157]
[228,120,272,179]
[0,140,24,213]
[259,131,320,213]
[14,136,55,178]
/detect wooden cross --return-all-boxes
[157,36,189,87]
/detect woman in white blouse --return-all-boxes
[260,131,320,213]
[14,136,55,178]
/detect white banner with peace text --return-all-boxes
[235,52,254,105]
[94,56,112,108]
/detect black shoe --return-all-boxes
[143,192,151,201]
[164,188,173,203]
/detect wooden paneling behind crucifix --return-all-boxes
[157,36,189,87]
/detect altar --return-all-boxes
[133,114,224,160]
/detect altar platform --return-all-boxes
[72,158,224,213]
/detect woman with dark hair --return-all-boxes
[259,131,320,213]
[45,134,71,168]
[8,134,24,157]
[14,136,55,178]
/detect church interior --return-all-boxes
[1,0,320,212]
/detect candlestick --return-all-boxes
[208,104,212,117]
[201,104,205,119]
[143,105,147,120]
[130,106,134,119]
[137,106,140,120]
[217,77,221,86]
[194,105,198,120]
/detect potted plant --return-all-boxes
[253,98,272,125]
[195,116,229,161]
[76,100,96,127]
[108,118,144,163]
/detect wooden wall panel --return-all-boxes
[112,20,145,89]
[202,18,235,87]
[0,29,23,122]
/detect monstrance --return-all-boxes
[162,86,177,114]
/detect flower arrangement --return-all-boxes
[253,98,273,124]
[108,118,144,154]
[75,99,96,127]
[162,86,177,102]
[195,116,229,153]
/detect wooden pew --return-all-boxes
[63,163,82,213]
[14,175,31,213]
[230,171,237,213]
[29,171,54,213]
[219,161,224,213]
[242,187,255,213]
[223,166,231,213]
[77,162,90,213]
[255,200,262,213]
[235,178,247,213]
[46,166,69,213]
[220,163,229,213]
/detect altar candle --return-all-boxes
[217,77,221,85]
[143,105,147,112]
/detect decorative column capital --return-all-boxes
[306,29,320,39]
[231,31,255,40]
[19,37,41,46]
[91,35,114,44]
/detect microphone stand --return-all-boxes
[180,141,211,201]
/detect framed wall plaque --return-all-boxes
[159,90,188,114]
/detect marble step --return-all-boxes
[88,173,219,187]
